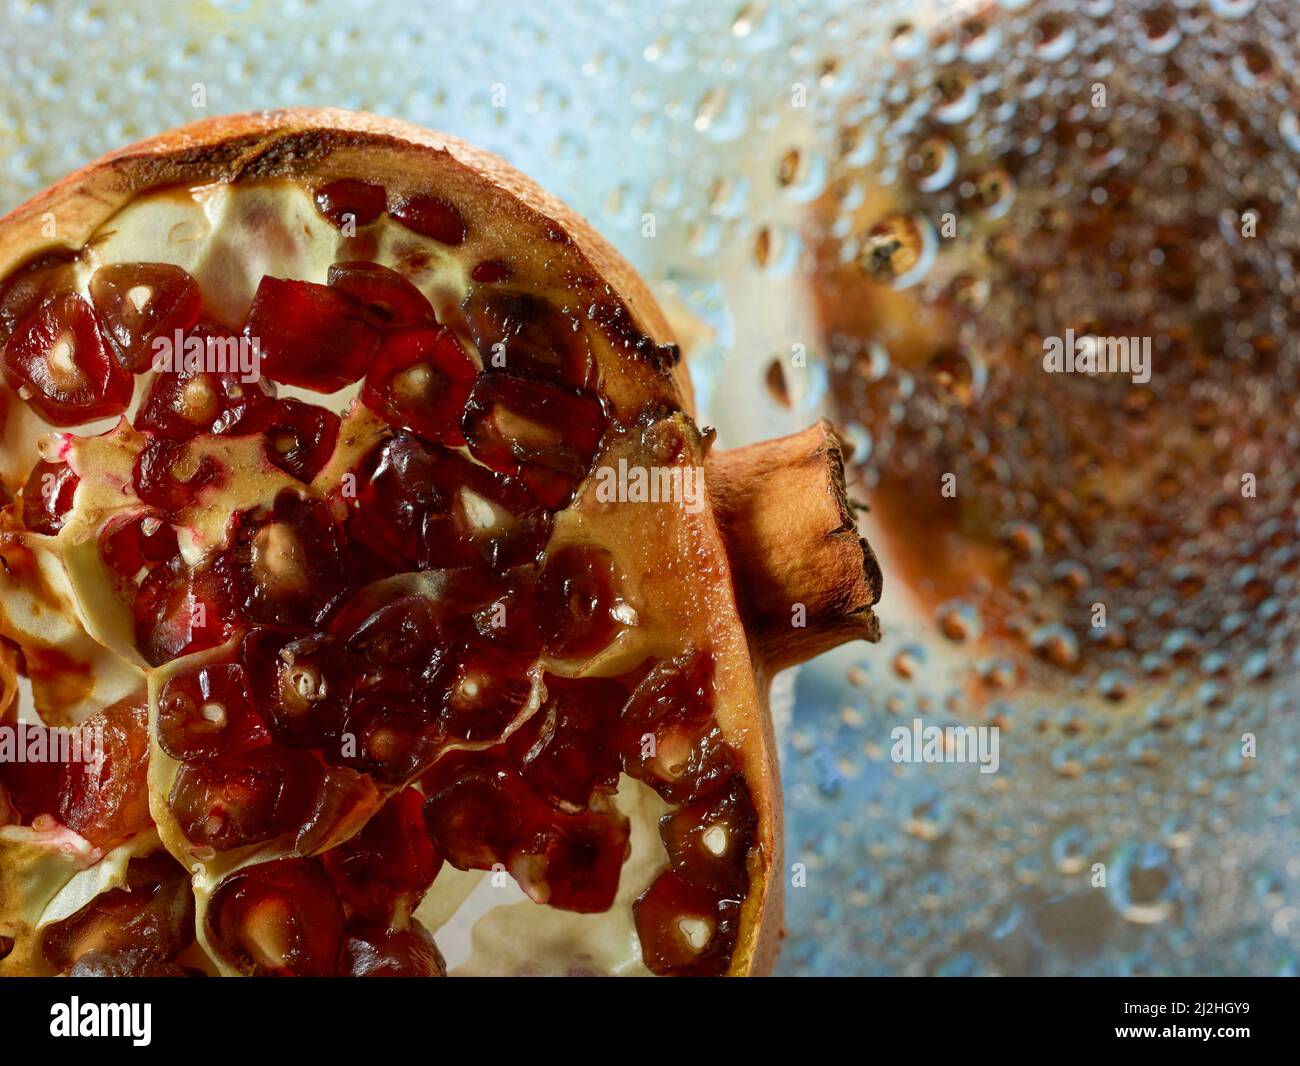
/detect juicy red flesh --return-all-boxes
[633,870,742,977]
[470,260,512,284]
[389,195,467,244]
[362,323,477,445]
[659,776,756,898]
[207,857,344,976]
[463,289,592,387]
[537,545,623,659]
[323,788,439,923]
[0,251,77,349]
[461,373,606,508]
[132,437,228,518]
[42,852,195,973]
[314,179,386,229]
[340,920,446,977]
[89,262,202,373]
[243,276,380,392]
[328,261,434,326]
[133,552,236,667]
[169,745,321,850]
[136,325,272,438]
[1,292,132,425]
[157,661,268,762]
[242,628,351,749]
[238,398,340,483]
[21,458,78,535]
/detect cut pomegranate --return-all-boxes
[57,693,153,851]
[237,398,340,483]
[132,436,229,517]
[506,675,626,811]
[659,776,755,898]
[133,552,237,667]
[1,292,132,425]
[339,920,446,977]
[20,458,78,535]
[169,745,320,850]
[88,262,202,373]
[225,490,354,628]
[327,261,434,326]
[136,326,272,438]
[619,653,738,804]
[462,289,592,387]
[41,852,194,973]
[461,373,605,508]
[242,628,351,749]
[157,661,268,762]
[536,544,623,659]
[207,857,344,976]
[632,870,741,977]
[314,179,386,229]
[323,788,439,923]
[389,194,467,244]
[361,323,477,445]
[243,276,380,392]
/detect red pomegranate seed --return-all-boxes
[63,952,193,977]
[511,806,630,913]
[389,195,467,245]
[99,511,178,599]
[659,776,756,897]
[632,869,740,976]
[136,326,272,439]
[224,490,354,628]
[323,788,440,923]
[462,289,592,387]
[339,920,446,977]
[1,292,132,425]
[461,373,605,508]
[506,675,626,811]
[236,397,340,483]
[0,250,77,349]
[133,553,237,667]
[20,458,78,535]
[335,691,443,784]
[243,276,380,392]
[432,645,532,744]
[242,628,352,749]
[88,262,202,373]
[466,582,543,659]
[314,179,387,229]
[132,437,228,518]
[42,852,194,972]
[327,261,434,326]
[536,545,623,659]
[422,751,533,869]
[470,260,512,284]
[619,652,739,804]
[55,693,153,851]
[157,661,268,762]
[361,323,477,446]
[345,435,446,569]
[169,745,321,850]
[207,858,344,976]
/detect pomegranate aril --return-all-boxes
[243,276,380,392]
[462,289,592,388]
[633,870,740,977]
[242,628,351,749]
[157,661,268,762]
[99,510,179,595]
[169,745,321,850]
[506,675,625,810]
[226,490,353,628]
[323,788,440,923]
[136,325,272,438]
[346,434,446,568]
[0,250,77,349]
[21,458,78,535]
[468,583,544,660]
[362,323,476,446]
[133,552,237,667]
[57,693,152,851]
[327,261,434,326]
[41,852,194,971]
[340,920,446,977]
[133,437,228,517]
[331,575,449,683]
[434,646,532,744]
[314,179,386,229]
[207,857,343,976]
[64,951,194,977]
[237,397,340,483]
[461,373,605,508]
[619,652,738,804]
[2,292,132,425]
[536,545,624,659]
[429,448,553,572]
[422,751,532,869]
[389,195,467,245]
[470,260,511,284]
[659,776,756,898]
[335,691,442,784]
[88,262,202,373]
[511,806,630,913]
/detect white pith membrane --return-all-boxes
[0,178,770,976]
